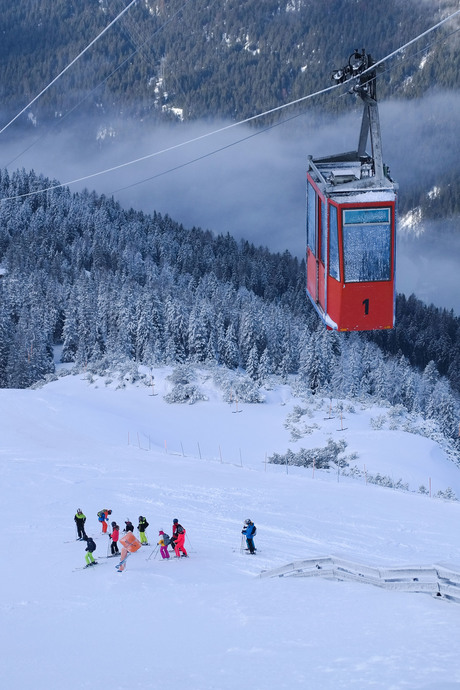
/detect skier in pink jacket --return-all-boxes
[157,531,170,559]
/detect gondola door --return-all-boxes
[306,178,327,315]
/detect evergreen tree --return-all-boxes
[246,344,259,381]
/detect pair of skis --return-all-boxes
[73,561,107,571]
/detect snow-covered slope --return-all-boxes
[1,370,460,690]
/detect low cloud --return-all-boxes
[1,90,459,312]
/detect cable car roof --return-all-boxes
[308,154,398,200]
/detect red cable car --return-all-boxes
[306,50,398,331]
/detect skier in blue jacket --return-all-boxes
[242,519,257,554]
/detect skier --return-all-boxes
[242,519,257,554]
[109,521,120,556]
[124,519,134,533]
[97,508,112,534]
[84,536,97,567]
[74,509,87,540]
[138,516,149,545]
[159,529,173,554]
[116,530,141,572]
[157,531,170,559]
[171,518,187,558]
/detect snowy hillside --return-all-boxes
[1,368,460,690]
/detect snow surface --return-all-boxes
[1,368,460,690]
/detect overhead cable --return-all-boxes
[2,6,460,202]
[4,0,195,168]
[0,0,139,137]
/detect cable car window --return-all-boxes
[329,204,340,280]
[342,207,391,283]
[343,208,390,225]
[307,182,317,254]
[320,199,327,265]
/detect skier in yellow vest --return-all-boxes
[138,516,149,545]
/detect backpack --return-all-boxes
[176,524,184,535]
[253,526,257,536]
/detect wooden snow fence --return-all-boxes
[259,556,460,604]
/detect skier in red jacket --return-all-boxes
[172,519,187,558]
[109,522,119,556]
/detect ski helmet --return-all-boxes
[244,519,251,525]
[159,530,164,535]
[111,521,116,526]
[173,519,178,524]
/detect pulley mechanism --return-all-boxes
[332,48,377,100]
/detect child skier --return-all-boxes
[171,519,188,558]
[242,519,257,554]
[138,516,149,545]
[157,531,170,559]
[74,509,87,540]
[109,521,119,556]
[160,530,174,554]
[124,519,134,533]
[84,536,97,567]
[97,508,112,534]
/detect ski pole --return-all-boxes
[106,535,111,557]
[185,533,195,553]
[147,545,159,561]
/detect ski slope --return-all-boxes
[1,368,460,690]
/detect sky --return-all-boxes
[1,91,460,313]
[1,365,460,690]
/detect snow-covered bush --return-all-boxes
[370,415,386,430]
[164,365,207,404]
[366,473,409,491]
[164,382,207,404]
[269,438,349,469]
[212,368,264,404]
[434,487,457,501]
